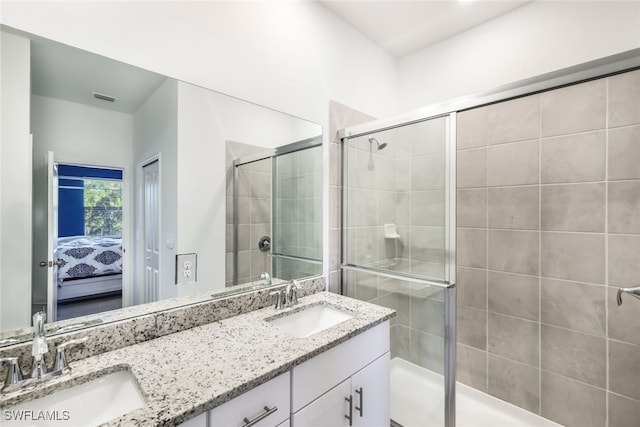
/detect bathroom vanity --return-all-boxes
[192,318,390,427]
[0,292,394,426]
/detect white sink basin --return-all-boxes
[268,305,353,338]
[3,370,146,427]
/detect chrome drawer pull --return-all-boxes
[345,395,353,426]
[355,387,363,417]
[242,405,277,427]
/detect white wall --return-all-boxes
[208,91,322,150]
[175,83,225,296]
[175,81,323,296]
[398,1,640,110]
[30,95,133,167]
[0,1,398,125]
[133,78,178,303]
[0,31,32,330]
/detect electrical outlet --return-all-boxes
[176,253,197,285]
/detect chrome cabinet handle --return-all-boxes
[617,286,640,306]
[345,395,353,426]
[355,387,363,417]
[242,405,277,427]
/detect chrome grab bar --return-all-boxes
[617,286,640,306]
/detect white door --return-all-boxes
[351,353,390,427]
[292,379,351,427]
[143,159,160,303]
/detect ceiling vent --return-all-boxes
[92,92,118,103]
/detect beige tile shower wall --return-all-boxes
[328,100,376,292]
[274,147,323,280]
[456,69,640,427]
[225,157,272,286]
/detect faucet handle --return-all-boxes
[32,311,46,336]
[260,272,271,286]
[55,337,88,372]
[287,280,301,306]
[290,281,300,305]
[270,290,285,310]
[0,356,23,386]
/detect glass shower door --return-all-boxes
[272,144,323,280]
[342,113,456,427]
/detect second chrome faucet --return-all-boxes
[271,280,301,310]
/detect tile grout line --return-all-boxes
[538,94,543,416]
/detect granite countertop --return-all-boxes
[0,292,395,426]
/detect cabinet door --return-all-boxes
[292,379,351,427]
[351,352,390,427]
[179,412,208,427]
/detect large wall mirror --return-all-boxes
[0,26,323,341]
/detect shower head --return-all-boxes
[368,137,387,150]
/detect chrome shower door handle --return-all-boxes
[617,286,640,306]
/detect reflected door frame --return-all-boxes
[47,155,133,313]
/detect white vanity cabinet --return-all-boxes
[291,321,390,427]
[178,320,390,427]
[179,412,208,427]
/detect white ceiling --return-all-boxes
[10,1,534,113]
[319,0,533,58]
[26,31,166,114]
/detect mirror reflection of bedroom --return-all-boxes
[55,164,124,320]
[28,34,165,322]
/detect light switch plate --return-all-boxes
[176,253,197,285]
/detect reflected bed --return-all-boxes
[56,236,123,301]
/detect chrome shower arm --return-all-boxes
[616,286,640,306]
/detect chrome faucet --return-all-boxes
[285,280,300,307]
[270,280,301,310]
[0,313,88,393]
[31,311,48,379]
[617,286,640,306]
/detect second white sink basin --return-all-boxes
[3,370,146,427]
[268,305,353,338]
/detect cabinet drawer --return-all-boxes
[209,371,290,427]
[291,321,389,412]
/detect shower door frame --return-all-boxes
[231,136,323,286]
[339,112,457,427]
